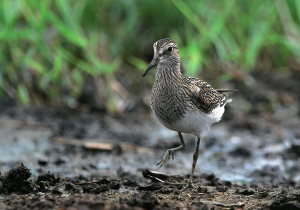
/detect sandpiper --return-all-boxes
[143,38,235,189]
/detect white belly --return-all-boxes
[158,105,225,138]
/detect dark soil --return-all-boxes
[1,164,300,210]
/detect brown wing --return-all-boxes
[183,76,228,113]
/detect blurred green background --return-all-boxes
[0,0,299,114]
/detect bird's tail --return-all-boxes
[216,89,238,93]
[216,89,237,103]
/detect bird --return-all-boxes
[143,38,236,189]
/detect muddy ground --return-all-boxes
[1,70,300,209]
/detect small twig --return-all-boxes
[51,137,153,154]
[51,137,113,151]
[0,119,52,130]
[145,175,166,183]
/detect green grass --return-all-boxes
[0,0,299,113]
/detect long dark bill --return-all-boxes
[142,57,159,77]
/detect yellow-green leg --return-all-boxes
[181,137,201,190]
[157,132,186,167]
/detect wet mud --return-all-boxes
[1,164,300,210]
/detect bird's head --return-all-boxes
[143,38,179,77]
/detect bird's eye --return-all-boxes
[167,47,173,52]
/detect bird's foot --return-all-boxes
[163,180,196,192]
[180,180,196,191]
[156,149,174,168]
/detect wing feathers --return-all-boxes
[183,76,236,113]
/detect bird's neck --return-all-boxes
[155,62,181,85]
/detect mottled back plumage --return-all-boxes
[182,76,229,113]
